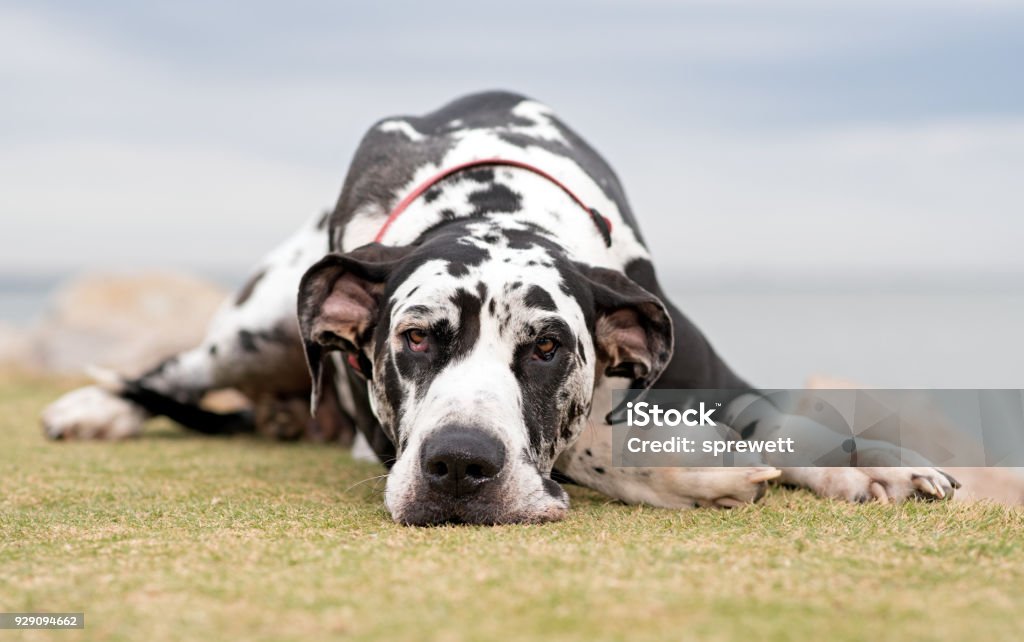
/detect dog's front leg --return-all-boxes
[555,419,780,509]
[722,393,960,502]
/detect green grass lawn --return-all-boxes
[2,374,1023,642]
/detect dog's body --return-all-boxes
[43,91,960,523]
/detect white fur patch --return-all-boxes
[351,431,379,463]
[509,100,568,144]
[377,119,426,142]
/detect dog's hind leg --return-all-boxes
[42,212,335,440]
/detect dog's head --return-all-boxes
[298,223,672,524]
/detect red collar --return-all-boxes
[373,158,612,247]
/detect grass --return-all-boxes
[2,373,1023,642]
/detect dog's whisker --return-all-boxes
[344,473,389,494]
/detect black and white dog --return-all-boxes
[42,91,958,524]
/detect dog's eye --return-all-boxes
[405,329,429,352]
[533,337,559,361]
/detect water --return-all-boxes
[2,277,1022,388]
[0,275,64,326]
[0,272,245,325]
[0,290,52,326]
[676,291,1024,388]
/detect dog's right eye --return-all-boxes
[405,329,429,352]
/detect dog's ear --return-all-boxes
[298,244,413,414]
[577,264,674,390]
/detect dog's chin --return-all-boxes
[386,479,570,526]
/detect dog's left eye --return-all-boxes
[533,337,559,361]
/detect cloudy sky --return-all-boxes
[2,0,1022,282]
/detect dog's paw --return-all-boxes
[667,466,782,509]
[854,467,960,503]
[796,467,959,504]
[41,386,147,440]
[253,396,309,441]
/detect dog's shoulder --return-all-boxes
[330,91,528,231]
[328,91,647,252]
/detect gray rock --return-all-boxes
[28,271,227,375]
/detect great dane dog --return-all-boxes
[42,91,959,524]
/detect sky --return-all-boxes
[2,0,1023,283]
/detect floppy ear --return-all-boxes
[297,244,413,414]
[577,264,674,390]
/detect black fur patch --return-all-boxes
[447,261,470,277]
[447,288,483,362]
[238,330,258,353]
[237,325,291,354]
[523,285,556,311]
[510,317,577,457]
[740,421,758,440]
[467,183,521,217]
[235,269,266,306]
[464,167,495,183]
[385,285,484,408]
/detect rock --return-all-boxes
[30,271,227,375]
[0,322,33,368]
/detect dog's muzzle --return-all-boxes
[387,424,570,526]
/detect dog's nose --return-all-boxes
[421,429,506,497]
